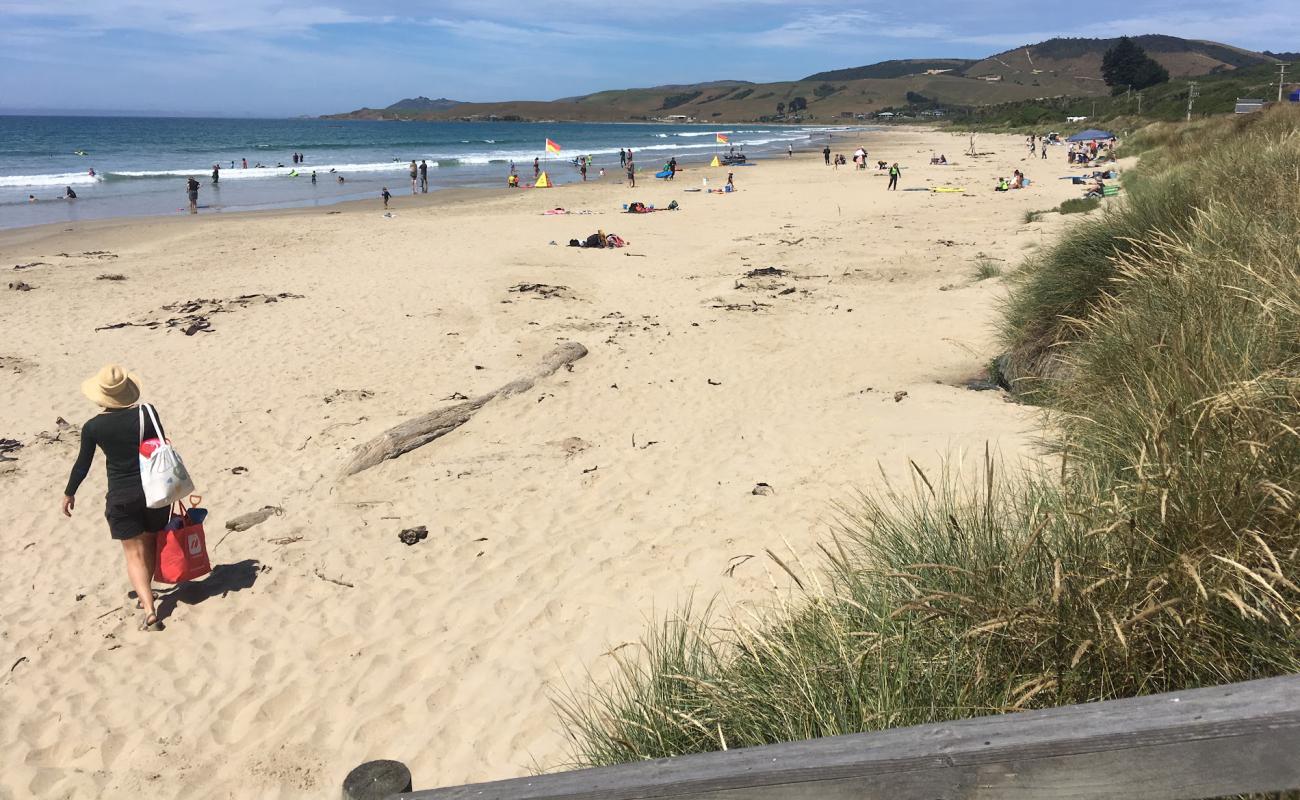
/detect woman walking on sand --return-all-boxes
[61,365,172,631]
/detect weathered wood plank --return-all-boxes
[399,674,1300,800]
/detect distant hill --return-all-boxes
[804,59,977,82]
[962,35,1278,95]
[324,35,1285,124]
[386,96,461,111]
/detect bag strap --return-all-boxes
[141,403,167,442]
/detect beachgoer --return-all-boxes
[89,168,96,177]
[242,158,248,169]
[619,149,626,167]
[626,163,636,189]
[337,175,345,183]
[726,172,734,190]
[408,161,418,194]
[533,157,540,178]
[888,162,900,191]
[292,153,298,165]
[788,144,794,158]
[419,160,429,193]
[580,161,588,181]
[186,177,199,214]
[28,194,36,202]
[823,146,831,165]
[311,170,317,184]
[508,173,519,188]
[212,163,220,185]
[64,186,77,200]
[61,365,170,631]
[382,187,391,208]
[668,157,677,180]
[626,149,633,165]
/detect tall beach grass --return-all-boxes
[557,106,1300,769]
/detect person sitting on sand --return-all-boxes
[1010,170,1024,189]
[62,365,174,632]
[995,177,1010,192]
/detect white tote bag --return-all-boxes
[139,404,195,509]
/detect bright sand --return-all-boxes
[0,128,1087,798]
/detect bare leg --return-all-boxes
[121,534,158,624]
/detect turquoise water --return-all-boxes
[0,117,855,229]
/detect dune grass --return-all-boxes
[556,106,1300,770]
[1055,197,1099,215]
[971,258,1002,281]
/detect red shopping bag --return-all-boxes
[155,497,211,584]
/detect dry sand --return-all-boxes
[0,127,1090,798]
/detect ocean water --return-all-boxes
[0,117,857,230]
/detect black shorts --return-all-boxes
[104,488,170,540]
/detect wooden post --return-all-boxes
[343,760,412,800]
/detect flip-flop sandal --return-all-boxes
[140,614,164,632]
[132,591,159,610]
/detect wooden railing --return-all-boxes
[344,674,1300,800]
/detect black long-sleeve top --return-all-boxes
[64,405,164,496]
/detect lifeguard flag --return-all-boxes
[545,138,562,154]
[535,171,551,188]
[716,133,729,144]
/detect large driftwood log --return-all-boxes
[341,341,588,476]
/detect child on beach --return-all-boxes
[382,187,391,208]
[61,365,174,631]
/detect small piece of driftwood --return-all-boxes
[342,341,588,476]
[225,505,282,531]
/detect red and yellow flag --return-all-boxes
[716,133,730,144]
[545,138,562,154]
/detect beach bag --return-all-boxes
[155,498,211,584]
[138,404,195,509]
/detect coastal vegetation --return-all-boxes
[556,105,1300,767]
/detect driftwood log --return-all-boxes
[224,505,283,532]
[341,341,588,476]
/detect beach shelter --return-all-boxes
[535,171,551,188]
[1066,129,1115,142]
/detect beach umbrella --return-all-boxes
[1066,129,1116,142]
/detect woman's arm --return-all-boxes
[63,425,96,497]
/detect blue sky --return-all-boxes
[1,1,1295,116]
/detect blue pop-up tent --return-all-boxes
[1067,129,1116,142]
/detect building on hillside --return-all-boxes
[1234,98,1265,114]
[924,69,953,75]
[1066,115,1088,122]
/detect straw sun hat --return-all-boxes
[81,364,141,409]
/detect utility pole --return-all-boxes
[1279,63,1289,103]
[1136,93,1143,115]
[1186,82,1199,122]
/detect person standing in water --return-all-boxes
[211,163,220,185]
[408,160,418,194]
[62,365,174,631]
[419,160,429,193]
[185,176,199,213]
[533,157,540,178]
[888,162,900,190]
[311,170,317,184]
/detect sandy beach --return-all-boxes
[0,127,1088,798]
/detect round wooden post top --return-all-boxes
[343,759,413,800]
